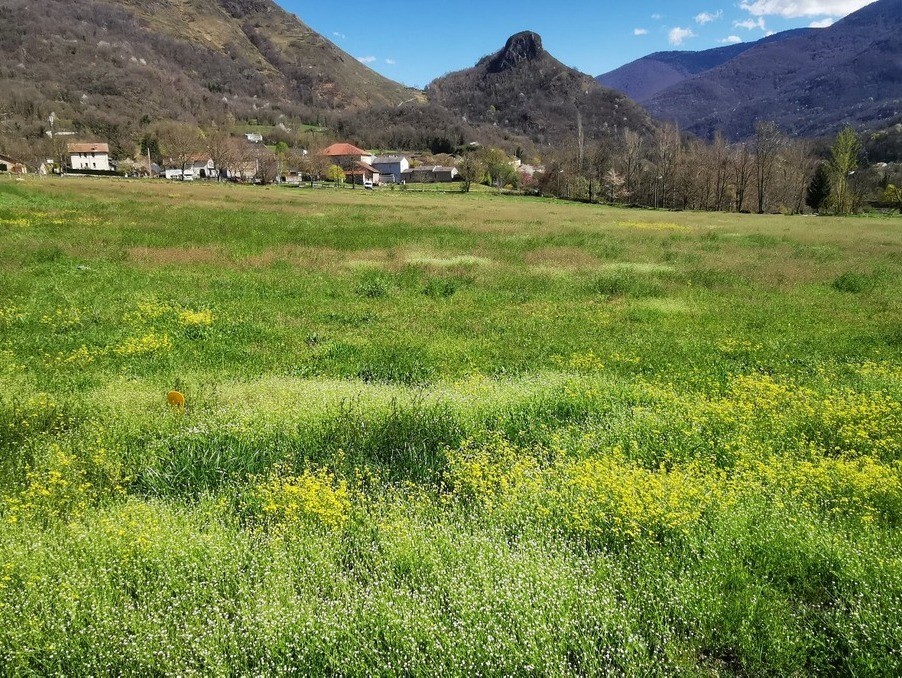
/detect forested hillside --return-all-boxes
[0,0,415,155]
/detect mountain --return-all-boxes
[0,0,415,153]
[597,29,815,103]
[640,0,902,140]
[427,32,655,147]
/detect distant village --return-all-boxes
[0,134,541,190]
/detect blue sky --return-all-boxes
[281,1,876,88]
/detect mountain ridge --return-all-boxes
[640,0,902,139]
[596,29,816,103]
[427,30,655,147]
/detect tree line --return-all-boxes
[523,121,899,215]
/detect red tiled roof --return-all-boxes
[67,142,109,154]
[321,142,369,157]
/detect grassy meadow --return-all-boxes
[0,176,900,674]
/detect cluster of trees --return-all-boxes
[132,119,337,184]
[528,121,895,215]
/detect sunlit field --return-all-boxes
[1,176,900,674]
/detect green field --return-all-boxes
[1,176,900,675]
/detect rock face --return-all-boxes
[427,32,654,146]
[486,31,545,73]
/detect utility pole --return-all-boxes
[49,112,58,174]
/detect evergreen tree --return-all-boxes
[806,163,832,212]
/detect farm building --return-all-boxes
[320,143,374,169]
[67,142,110,171]
[401,165,459,183]
[370,155,410,184]
[0,153,27,174]
[345,161,381,187]
[163,155,218,180]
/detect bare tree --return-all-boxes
[711,132,730,212]
[753,121,785,213]
[621,129,643,201]
[203,126,234,181]
[155,121,202,179]
[779,139,817,214]
[731,143,754,212]
[655,123,681,209]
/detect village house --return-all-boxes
[320,143,374,169]
[370,155,410,184]
[67,142,111,172]
[0,153,27,174]
[345,161,381,187]
[163,154,217,180]
[186,154,217,179]
[401,165,459,183]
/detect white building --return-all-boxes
[67,142,110,171]
[371,155,410,184]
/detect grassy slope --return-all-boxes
[0,177,900,674]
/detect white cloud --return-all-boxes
[696,11,723,24]
[634,28,649,35]
[385,58,397,65]
[739,0,874,18]
[809,16,836,26]
[721,35,744,43]
[356,56,376,64]
[651,13,663,20]
[734,17,767,30]
[668,27,697,46]
[332,31,346,39]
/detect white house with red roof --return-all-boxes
[320,142,381,186]
[67,142,110,171]
[320,143,374,168]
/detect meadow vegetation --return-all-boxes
[0,177,900,674]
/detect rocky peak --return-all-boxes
[486,31,544,73]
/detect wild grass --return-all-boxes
[0,176,900,674]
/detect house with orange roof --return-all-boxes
[320,143,374,169]
[67,142,110,172]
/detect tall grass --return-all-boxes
[0,177,900,674]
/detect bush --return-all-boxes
[833,272,875,294]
